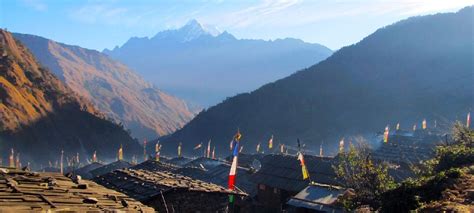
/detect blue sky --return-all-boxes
[1,0,472,51]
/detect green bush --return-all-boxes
[435,122,474,172]
[333,142,396,211]
[380,122,473,212]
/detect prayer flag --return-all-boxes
[383,126,389,143]
[297,152,310,180]
[268,135,273,149]
[228,130,242,203]
[118,145,123,161]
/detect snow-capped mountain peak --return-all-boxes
[152,19,221,42]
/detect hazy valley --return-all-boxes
[104,20,333,106]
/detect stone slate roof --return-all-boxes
[94,168,247,202]
[176,160,258,197]
[251,154,338,192]
[131,159,179,172]
[225,153,264,169]
[372,132,442,164]
[176,167,208,180]
[89,160,132,177]
[204,163,258,196]
[164,157,193,167]
[287,183,345,212]
[73,162,104,179]
[41,163,106,180]
[183,157,224,170]
[0,167,153,212]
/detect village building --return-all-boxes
[175,156,259,197]
[225,153,264,169]
[156,155,171,162]
[89,160,132,177]
[183,157,224,170]
[203,163,260,212]
[73,162,104,179]
[94,168,247,212]
[251,154,339,212]
[131,159,179,172]
[372,130,443,164]
[286,183,349,213]
[176,166,208,179]
[174,159,259,211]
[164,156,193,167]
[0,167,154,212]
[202,163,257,196]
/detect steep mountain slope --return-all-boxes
[0,30,142,167]
[14,33,195,140]
[161,7,474,157]
[104,19,333,106]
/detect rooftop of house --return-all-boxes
[73,162,104,179]
[287,183,346,212]
[204,163,258,196]
[176,166,208,179]
[164,157,193,166]
[176,159,258,196]
[89,160,132,177]
[0,167,154,212]
[372,132,443,164]
[251,154,339,192]
[94,168,247,202]
[183,157,224,170]
[225,153,265,168]
[131,159,179,172]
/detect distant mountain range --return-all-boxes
[14,33,196,141]
[160,7,474,157]
[0,30,142,167]
[103,19,333,106]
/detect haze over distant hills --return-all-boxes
[104,19,333,106]
[14,33,196,141]
[0,30,142,167]
[161,7,474,157]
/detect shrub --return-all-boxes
[380,121,473,212]
[333,141,396,211]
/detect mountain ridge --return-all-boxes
[159,7,474,157]
[14,33,196,140]
[0,30,143,167]
[104,20,333,106]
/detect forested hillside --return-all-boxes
[0,30,142,167]
[161,7,474,157]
